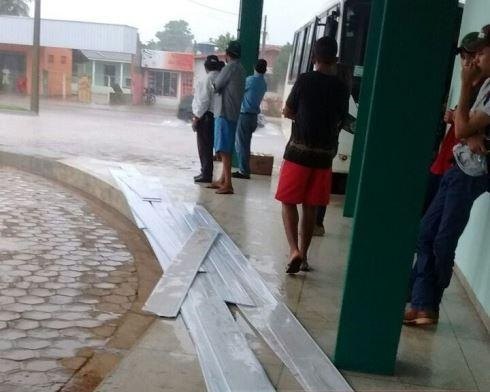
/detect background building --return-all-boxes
[141,49,194,108]
[0,15,138,104]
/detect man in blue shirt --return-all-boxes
[233,59,268,179]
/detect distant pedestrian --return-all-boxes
[276,36,349,274]
[233,59,268,180]
[208,41,246,194]
[192,55,220,183]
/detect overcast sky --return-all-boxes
[38,0,330,45]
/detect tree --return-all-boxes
[272,43,292,93]
[210,33,236,52]
[142,40,159,50]
[0,0,31,16]
[148,20,194,52]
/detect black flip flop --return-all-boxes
[286,256,303,274]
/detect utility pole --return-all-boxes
[260,15,267,58]
[30,0,41,114]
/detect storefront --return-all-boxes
[0,48,26,94]
[0,16,138,103]
[142,49,194,109]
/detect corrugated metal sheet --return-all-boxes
[0,16,137,54]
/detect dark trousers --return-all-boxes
[235,113,258,175]
[410,166,487,312]
[422,172,442,215]
[195,112,214,179]
[316,206,327,226]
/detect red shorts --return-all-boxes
[275,160,332,206]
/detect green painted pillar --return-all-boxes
[234,0,263,168]
[342,0,384,218]
[334,0,458,375]
[238,0,263,76]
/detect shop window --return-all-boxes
[181,72,193,97]
[104,64,116,87]
[163,72,178,97]
[148,70,179,97]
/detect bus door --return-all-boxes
[339,0,372,111]
[304,6,341,74]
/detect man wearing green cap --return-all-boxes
[405,26,490,326]
[209,40,246,194]
[422,32,484,212]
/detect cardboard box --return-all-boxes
[250,153,274,176]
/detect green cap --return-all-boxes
[457,32,480,54]
[472,25,490,51]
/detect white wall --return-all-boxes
[450,0,490,317]
[0,16,137,54]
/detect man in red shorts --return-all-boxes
[277,36,349,274]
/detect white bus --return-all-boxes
[283,0,464,193]
[282,0,372,193]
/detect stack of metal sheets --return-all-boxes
[111,167,352,392]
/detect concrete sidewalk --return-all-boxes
[56,156,488,392]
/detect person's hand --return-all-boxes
[192,116,199,132]
[461,61,481,87]
[444,110,454,124]
[282,106,295,120]
[465,133,487,154]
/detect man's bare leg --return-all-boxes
[209,152,225,189]
[282,203,302,273]
[299,204,316,270]
[216,152,233,194]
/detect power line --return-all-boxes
[185,0,238,16]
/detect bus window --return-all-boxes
[289,30,306,82]
[317,7,340,39]
[300,23,314,74]
[317,16,327,38]
[288,32,300,82]
[339,1,371,68]
[325,10,339,38]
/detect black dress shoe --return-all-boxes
[232,171,250,179]
[194,175,212,183]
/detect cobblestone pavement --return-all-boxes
[0,168,137,391]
